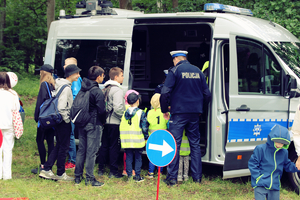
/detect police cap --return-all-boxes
[170,50,188,58]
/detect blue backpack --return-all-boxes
[38,82,68,129]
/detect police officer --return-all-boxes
[160,50,211,186]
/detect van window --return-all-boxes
[54,39,126,80]
[236,38,281,95]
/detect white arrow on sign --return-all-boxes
[148,140,174,157]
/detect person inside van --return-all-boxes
[98,67,125,178]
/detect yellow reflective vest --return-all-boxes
[180,130,190,156]
[147,108,168,135]
[120,109,145,149]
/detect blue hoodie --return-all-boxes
[248,124,300,191]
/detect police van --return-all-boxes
[44,1,300,191]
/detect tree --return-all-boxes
[120,0,132,10]
[47,0,55,33]
[0,0,5,63]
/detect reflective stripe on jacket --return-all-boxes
[180,130,190,156]
[120,109,145,148]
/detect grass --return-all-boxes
[0,76,299,199]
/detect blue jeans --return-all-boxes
[74,124,103,179]
[149,161,163,173]
[254,187,280,200]
[125,148,143,177]
[167,113,201,180]
[68,122,76,164]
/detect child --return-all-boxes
[74,66,106,187]
[120,91,148,182]
[0,72,20,180]
[177,130,190,182]
[39,64,81,181]
[248,124,300,200]
[122,90,139,177]
[98,67,125,178]
[32,64,55,174]
[146,93,168,178]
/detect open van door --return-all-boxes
[223,33,290,179]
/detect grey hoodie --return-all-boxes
[53,78,72,123]
[103,80,125,124]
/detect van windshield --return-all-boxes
[268,41,300,78]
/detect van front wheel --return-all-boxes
[287,150,300,194]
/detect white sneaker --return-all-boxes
[177,176,183,182]
[55,172,74,181]
[183,175,189,181]
[39,170,56,180]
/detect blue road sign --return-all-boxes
[146,130,177,167]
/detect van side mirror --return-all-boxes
[285,75,300,98]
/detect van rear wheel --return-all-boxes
[287,150,300,194]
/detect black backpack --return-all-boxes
[38,83,69,129]
[70,86,98,127]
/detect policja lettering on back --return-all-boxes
[182,72,200,79]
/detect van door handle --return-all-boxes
[236,104,250,112]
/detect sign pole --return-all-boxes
[156,167,161,200]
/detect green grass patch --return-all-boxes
[0,76,299,199]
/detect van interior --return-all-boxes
[53,22,212,156]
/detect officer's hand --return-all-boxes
[296,156,300,170]
[163,113,170,120]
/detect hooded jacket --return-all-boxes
[103,80,125,124]
[53,78,72,123]
[248,124,300,191]
[80,77,106,125]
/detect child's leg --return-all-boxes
[122,152,127,175]
[2,128,14,180]
[125,149,133,177]
[267,190,280,200]
[183,156,189,181]
[177,156,183,181]
[134,148,143,176]
[254,187,268,200]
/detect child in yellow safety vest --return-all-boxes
[119,91,149,182]
[146,93,169,179]
[177,130,190,182]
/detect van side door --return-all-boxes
[223,35,289,179]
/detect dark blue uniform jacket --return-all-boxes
[160,60,211,114]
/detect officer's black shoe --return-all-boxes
[166,179,177,186]
[75,175,84,185]
[193,178,201,183]
[108,172,123,178]
[98,169,104,176]
[85,177,105,187]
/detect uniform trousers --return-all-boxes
[0,128,15,180]
[167,113,202,180]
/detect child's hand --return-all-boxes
[163,113,170,120]
[296,156,300,170]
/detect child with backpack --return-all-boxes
[39,64,81,181]
[120,91,149,182]
[0,72,21,180]
[145,93,168,179]
[73,66,106,187]
[248,124,300,200]
[63,57,82,170]
[98,67,125,178]
[32,64,56,174]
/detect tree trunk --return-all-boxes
[172,0,178,9]
[47,0,55,33]
[120,0,132,10]
[0,0,6,61]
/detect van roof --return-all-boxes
[55,9,299,43]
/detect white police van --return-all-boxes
[44,1,300,191]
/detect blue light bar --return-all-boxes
[204,3,253,16]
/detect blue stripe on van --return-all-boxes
[227,119,290,143]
